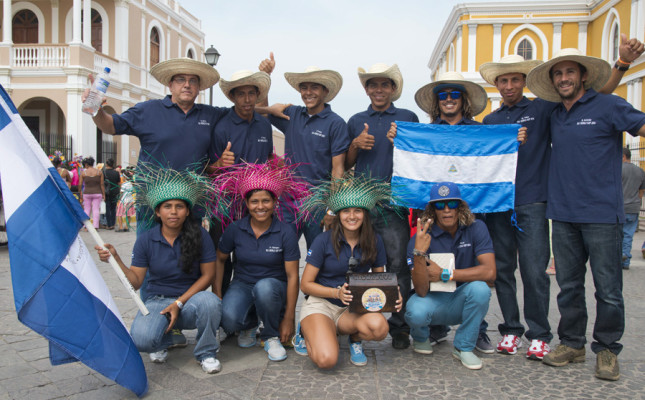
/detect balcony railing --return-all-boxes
[12,45,69,68]
[94,53,119,81]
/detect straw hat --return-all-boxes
[284,66,343,103]
[219,70,271,103]
[526,48,611,102]
[150,58,220,90]
[415,71,488,116]
[479,55,543,86]
[357,63,403,101]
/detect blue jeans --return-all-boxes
[622,213,639,268]
[552,220,624,355]
[221,278,287,340]
[405,282,491,351]
[485,203,552,342]
[130,292,222,361]
[371,208,411,335]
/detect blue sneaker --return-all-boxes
[292,322,308,356]
[348,337,367,366]
[237,327,257,348]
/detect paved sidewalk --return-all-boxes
[0,227,644,399]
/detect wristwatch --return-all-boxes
[441,268,451,283]
[175,300,184,310]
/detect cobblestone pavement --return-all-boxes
[1,227,644,399]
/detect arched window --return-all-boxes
[91,9,102,52]
[13,9,38,44]
[187,49,194,59]
[611,22,619,62]
[150,28,160,66]
[518,38,533,60]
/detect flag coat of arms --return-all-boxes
[0,86,147,397]
[392,121,520,213]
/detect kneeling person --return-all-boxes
[405,182,495,370]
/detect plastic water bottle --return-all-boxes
[82,67,111,116]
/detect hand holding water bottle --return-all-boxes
[82,67,111,116]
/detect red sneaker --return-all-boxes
[526,339,550,360]
[496,334,522,355]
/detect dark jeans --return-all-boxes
[371,208,411,335]
[552,220,624,355]
[209,219,234,296]
[105,196,118,228]
[485,203,552,342]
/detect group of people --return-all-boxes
[85,32,645,382]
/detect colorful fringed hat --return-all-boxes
[210,157,311,225]
[301,173,398,220]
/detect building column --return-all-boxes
[638,0,645,44]
[3,0,12,44]
[456,26,463,73]
[71,0,82,44]
[140,10,147,87]
[51,0,59,43]
[115,0,130,82]
[553,22,562,56]
[166,29,171,59]
[631,0,638,38]
[493,24,502,61]
[578,22,588,55]
[82,0,91,47]
[468,23,477,72]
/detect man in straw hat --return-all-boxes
[526,47,645,381]
[262,65,350,248]
[478,35,643,362]
[345,63,419,350]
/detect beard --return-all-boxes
[556,79,584,100]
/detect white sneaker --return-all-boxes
[200,357,221,374]
[216,327,228,346]
[264,337,287,361]
[149,349,168,363]
[237,327,258,348]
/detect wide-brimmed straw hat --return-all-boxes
[479,55,543,86]
[357,63,403,101]
[284,66,343,103]
[150,58,220,90]
[219,70,271,103]
[526,48,611,102]
[415,71,488,116]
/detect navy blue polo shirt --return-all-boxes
[218,215,300,284]
[484,97,556,206]
[212,107,273,164]
[306,230,387,306]
[548,89,645,224]
[348,104,418,181]
[113,96,227,171]
[132,225,217,298]
[433,117,481,126]
[269,104,350,185]
[406,220,494,285]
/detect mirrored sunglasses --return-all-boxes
[437,91,462,101]
[433,200,460,210]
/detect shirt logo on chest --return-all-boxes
[576,118,596,126]
[258,136,268,143]
[198,119,210,126]
[266,246,283,253]
[517,115,535,124]
[311,129,326,138]
[457,241,471,249]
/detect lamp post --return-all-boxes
[204,45,221,106]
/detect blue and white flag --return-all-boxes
[392,121,520,213]
[0,86,147,397]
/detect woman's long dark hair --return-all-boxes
[331,209,377,265]
[154,200,201,274]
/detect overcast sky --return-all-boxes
[181,0,490,121]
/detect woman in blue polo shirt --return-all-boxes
[211,160,309,362]
[95,165,223,374]
[297,175,402,369]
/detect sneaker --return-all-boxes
[168,329,187,349]
[542,344,586,367]
[216,327,228,345]
[149,349,168,363]
[429,328,448,346]
[526,339,550,360]
[348,337,367,366]
[264,337,287,361]
[595,349,620,381]
[412,339,433,355]
[292,323,308,356]
[391,332,411,349]
[452,348,483,370]
[237,327,257,348]
[496,334,522,355]
[200,357,221,374]
[475,332,494,354]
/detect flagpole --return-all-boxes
[84,220,149,315]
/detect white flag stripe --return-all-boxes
[393,148,517,184]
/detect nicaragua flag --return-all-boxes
[392,121,520,213]
[0,86,147,397]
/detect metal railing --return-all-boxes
[38,132,73,162]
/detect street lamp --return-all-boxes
[204,45,220,106]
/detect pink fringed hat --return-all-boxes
[210,157,311,225]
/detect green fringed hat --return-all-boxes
[302,173,397,218]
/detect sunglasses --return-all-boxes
[433,200,460,210]
[437,90,462,101]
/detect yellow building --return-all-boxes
[429,0,644,153]
[0,0,209,166]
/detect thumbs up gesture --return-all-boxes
[351,123,375,151]
[217,142,235,168]
[259,52,276,75]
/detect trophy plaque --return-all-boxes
[347,272,398,314]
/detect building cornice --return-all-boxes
[131,0,205,44]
